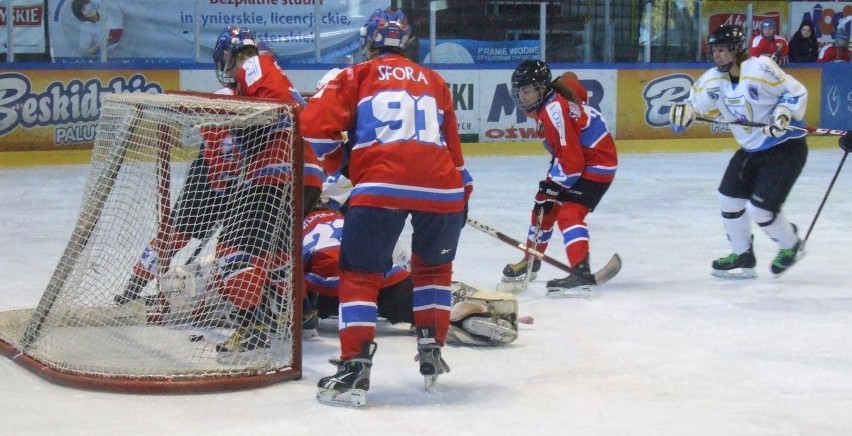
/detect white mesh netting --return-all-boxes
[0,92,304,392]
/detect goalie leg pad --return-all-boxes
[448,282,519,346]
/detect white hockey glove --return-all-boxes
[762,106,792,138]
[446,282,519,346]
[669,103,695,133]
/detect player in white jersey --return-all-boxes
[669,24,808,278]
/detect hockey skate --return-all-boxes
[316,342,377,408]
[114,275,148,305]
[771,234,804,278]
[501,257,541,283]
[711,241,757,279]
[301,291,319,339]
[215,325,272,364]
[545,257,594,298]
[415,327,450,391]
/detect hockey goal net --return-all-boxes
[0,91,304,393]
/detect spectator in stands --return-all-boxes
[817,30,851,62]
[788,22,820,63]
[749,18,788,65]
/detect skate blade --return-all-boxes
[316,388,367,408]
[501,272,537,283]
[711,268,757,279]
[463,318,518,344]
[546,285,592,299]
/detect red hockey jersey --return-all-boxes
[302,209,408,298]
[299,53,471,214]
[534,92,618,188]
[233,54,324,189]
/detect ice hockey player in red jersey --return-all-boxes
[749,18,789,65]
[208,26,325,359]
[817,30,851,63]
[112,85,241,306]
[300,8,472,406]
[502,60,618,298]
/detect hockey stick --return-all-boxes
[520,210,544,292]
[465,218,621,286]
[695,116,848,136]
[803,150,848,246]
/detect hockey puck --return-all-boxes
[518,315,534,325]
[188,334,205,342]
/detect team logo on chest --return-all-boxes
[748,85,759,100]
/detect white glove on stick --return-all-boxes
[669,103,695,133]
[762,106,792,138]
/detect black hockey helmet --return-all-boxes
[707,25,746,72]
[511,60,554,113]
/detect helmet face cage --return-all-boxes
[707,25,745,72]
[760,18,776,35]
[213,26,257,86]
[360,8,411,60]
[510,60,553,113]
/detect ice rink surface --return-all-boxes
[2,149,851,435]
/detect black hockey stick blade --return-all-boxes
[465,217,621,285]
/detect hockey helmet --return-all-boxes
[707,25,746,72]
[213,26,257,86]
[510,59,554,113]
[360,8,411,60]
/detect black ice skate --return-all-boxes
[711,239,757,279]
[771,226,804,277]
[113,275,148,305]
[216,308,274,363]
[501,257,541,283]
[215,325,272,364]
[316,342,377,408]
[415,327,450,391]
[545,257,594,298]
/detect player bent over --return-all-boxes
[113,85,240,306]
[503,60,617,297]
[670,25,808,278]
[300,8,472,406]
[302,202,518,346]
[208,26,323,360]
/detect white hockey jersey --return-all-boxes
[689,55,808,151]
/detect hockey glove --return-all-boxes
[762,106,792,138]
[533,180,561,215]
[839,132,852,153]
[669,103,694,133]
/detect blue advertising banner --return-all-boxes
[47,0,387,63]
[820,63,852,130]
[420,38,540,64]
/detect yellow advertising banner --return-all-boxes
[0,70,180,152]
[616,67,822,141]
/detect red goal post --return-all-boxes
[0,91,305,393]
